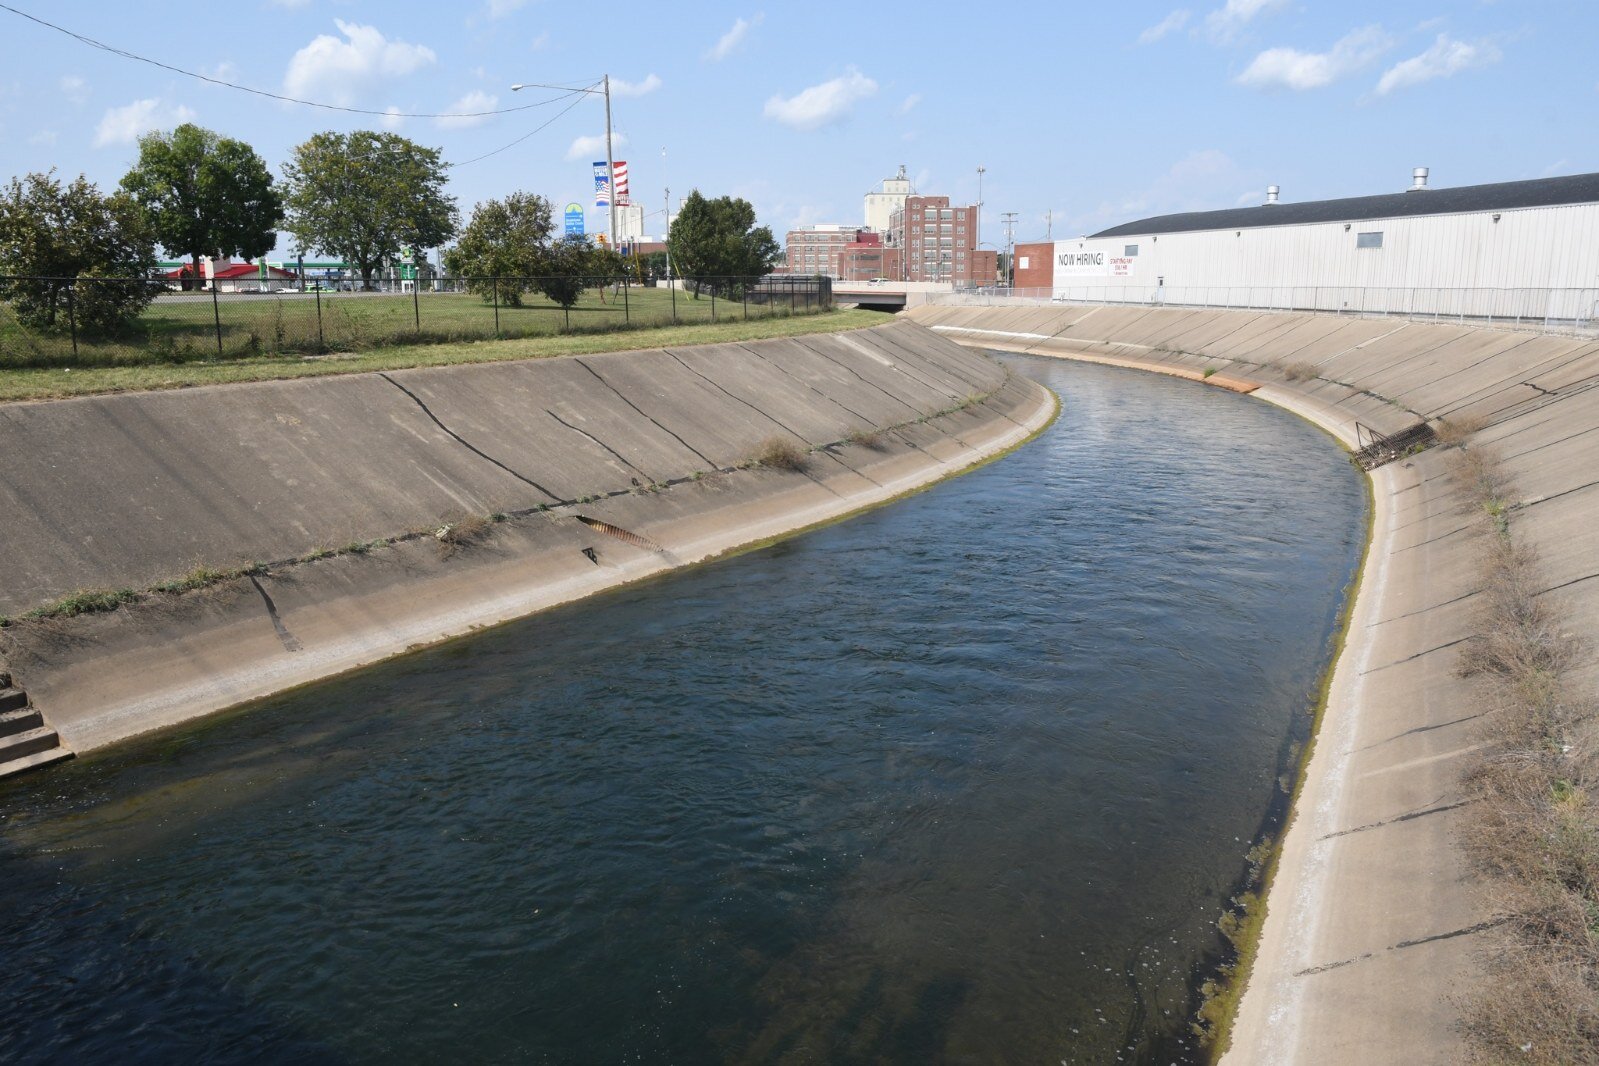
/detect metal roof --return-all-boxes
[1089,171,1599,239]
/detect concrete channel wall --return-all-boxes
[908,301,1599,1064]
[0,322,1053,755]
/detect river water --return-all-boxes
[0,354,1366,1064]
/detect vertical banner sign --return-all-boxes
[593,161,611,207]
[612,161,629,202]
[564,202,585,237]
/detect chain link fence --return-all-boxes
[944,285,1599,336]
[0,275,834,368]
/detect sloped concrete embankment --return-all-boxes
[908,301,1599,1064]
[0,322,1053,757]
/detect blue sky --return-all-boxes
[1,0,1593,257]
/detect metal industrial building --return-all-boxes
[1047,169,1599,323]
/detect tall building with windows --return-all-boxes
[865,165,914,234]
[783,224,872,277]
[887,195,996,285]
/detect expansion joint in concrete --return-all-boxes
[570,358,717,468]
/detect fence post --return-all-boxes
[65,282,80,360]
[622,273,629,325]
[211,282,224,358]
[790,278,796,315]
[671,274,678,324]
[492,277,501,336]
[711,283,717,323]
[412,279,420,333]
[742,279,748,320]
[315,285,324,349]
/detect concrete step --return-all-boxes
[0,688,28,714]
[0,707,43,738]
[0,726,61,764]
[0,745,74,778]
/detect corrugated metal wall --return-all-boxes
[1050,203,1599,320]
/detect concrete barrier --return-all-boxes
[909,302,1599,1064]
[0,321,1053,757]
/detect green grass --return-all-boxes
[0,285,833,371]
[0,307,887,403]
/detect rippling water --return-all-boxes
[0,354,1366,1064]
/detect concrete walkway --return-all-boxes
[910,302,1599,1064]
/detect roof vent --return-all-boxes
[1265,185,1281,205]
[1409,166,1430,192]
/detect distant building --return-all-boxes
[839,232,891,282]
[1012,241,1054,290]
[865,164,914,235]
[161,258,299,292]
[784,225,873,278]
[887,195,996,285]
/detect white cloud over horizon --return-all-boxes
[1375,34,1500,95]
[1139,10,1191,45]
[1205,0,1288,41]
[611,74,661,98]
[59,75,89,105]
[436,90,497,128]
[284,20,437,105]
[763,68,877,130]
[707,15,761,61]
[92,98,197,147]
[1236,25,1393,91]
[565,132,628,162]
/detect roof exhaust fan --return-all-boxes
[1409,166,1430,192]
[1265,185,1281,205]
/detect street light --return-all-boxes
[510,77,617,249]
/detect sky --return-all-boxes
[1,0,1594,259]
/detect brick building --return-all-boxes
[783,225,871,277]
[1011,241,1055,291]
[838,231,893,281]
[887,195,997,285]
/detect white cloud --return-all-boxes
[530,30,550,51]
[283,20,437,105]
[28,129,58,146]
[201,61,240,84]
[59,75,89,105]
[896,93,921,115]
[483,0,528,16]
[1206,0,1288,41]
[1375,34,1500,95]
[611,74,661,98]
[1139,10,1191,45]
[436,90,497,128]
[1236,26,1392,91]
[763,68,877,131]
[706,14,761,61]
[1068,149,1258,235]
[270,0,312,7]
[379,106,404,131]
[92,98,197,147]
[565,132,627,162]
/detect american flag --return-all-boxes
[613,160,629,202]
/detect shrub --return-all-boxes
[753,436,808,471]
[1282,361,1319,383]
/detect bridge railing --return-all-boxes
[943,285,1599,336]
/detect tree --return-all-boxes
[0,171,158,334]
[282,131,457,291]
[665,191,781,297]
[119,124,282,291]
[537,236,623,310]
[442,192,555,306]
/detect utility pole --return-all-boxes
[510,76,618,249]
[1045,209,1053,241]
[976,164,986,250]
[1001,211,1018,288]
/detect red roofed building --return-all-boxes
[162,259,300,293]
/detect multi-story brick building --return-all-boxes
[887,195,996,285]
[783,225,871,277]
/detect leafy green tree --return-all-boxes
[119,124,282,291]
[0,171,158,333]
[665,191,780,297]
[283,131,457,291]
[537,236,623,310]
[442,192,555,306]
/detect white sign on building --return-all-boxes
[1056,248,1135,277]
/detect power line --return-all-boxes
[447,93,589,168]
[0,2,588,119]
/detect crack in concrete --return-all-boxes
[1321,799,1472,839]
[1360,635,1472,674]
[249,575,302,653]
[377,372,560,502]
[571,358,717,468]
[661,348,814,443]
[1294,919,1502,978]
[543,408,654,484]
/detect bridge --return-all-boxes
[832,281,953,311]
